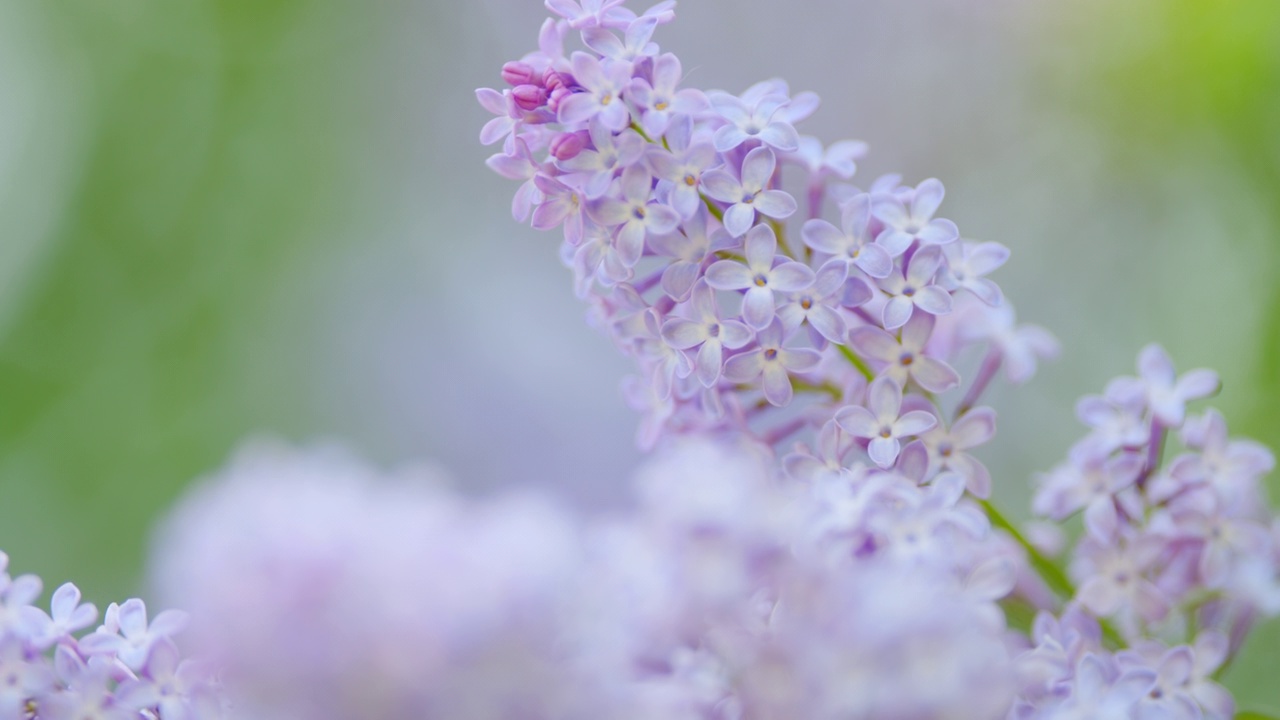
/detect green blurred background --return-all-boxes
[0,0,1277,711]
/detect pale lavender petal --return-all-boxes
[722,203,755,238]
[757,121,799,152]
[1078,577,1122,616]
[661,318,707,349]
[50,583,83,621]
[841,276,874,307]
[615,222,646,266]
[743,224,777,270]
[753,190,798,219]
[834,405,878,438]
[147,609,189,639]
[118,600,148,639]
[801,218,845,254]
[813,259,848,294]
[780,347,822,372]
[570,51,605,89]
[761,364,795,406]
[723,351,763,383]
[906,245,944,285]
[967,242,1010,275]
[700,170,741,204]
[646,204,681,235]
[720,320,754,349]
[713,125,751,153]
[742,286,776,330]
[557,92,600,125]
[740,147,777,191]
[911,357,960,393]
[695,340,724,387]
[883,296,914,330]
[854,243,893,278]
[966,557,1017,602]
[871,196,909,228]
[966,277,1003,306]
[1138,344,1176,385]
[867,377,903,420]
[868,436,901,468]
[1176,369,1220,402]
[913,285,953,315]
[807,305,846,344]
[620,164,652,203]
[475,87,507,115]
[599,100,631,131]
[899,311,935,351]
[875,229,914,258]
[911,178,945,220]
[705,260,754,290]
[1192,682,1235,720]
[671,185,700,219]
[661,261,700,301]
[952,407,997,449]
[769,262,816,292]
[848,326,899,364]
[480,116,516,145]
[1160,648,1194,686]
[894,410,937,437]
[1084,496,1118,541]
[955,455,992,498]
[917,218,959,245]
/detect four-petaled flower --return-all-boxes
[705,223,815,329]
[835,377,938,468]
[723,320,821,406]
[661,280,754,387]
[700,147,798,237]
[871,178,960,248]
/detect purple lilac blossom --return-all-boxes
[699,146,797,237]
[0,551,222,720]
[475,5,1279,718]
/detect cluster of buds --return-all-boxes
[0,551,223,719]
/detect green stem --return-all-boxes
[629,121,654,143]
[793,378,842,400]
[836,344,874,383]
[980,499,1074,598]
[702,193,725,222]
[977,498,1127,650]
[768,218,796,259]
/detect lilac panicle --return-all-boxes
[476,5,1279,718]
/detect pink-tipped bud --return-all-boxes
[550,131,589,161]
[501,61,536,87]
[543,69,570,91]
[512,85,549,112]
[547,86,571,114]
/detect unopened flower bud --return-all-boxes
[512,84,548,112]
[501,61,536,87]
[549,131,589,161]
[547,86,572,114]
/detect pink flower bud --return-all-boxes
[549,131,589,161]
[512,85,548,112]
[543,69,570,91]
[501,61,536,87]
[547,86,571,114]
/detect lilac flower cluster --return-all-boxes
[1009,345,1279,718]
[479,0,1053,463]
[0,551,223,720]
[155,439,1020,719]
[470,2,1280,718]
